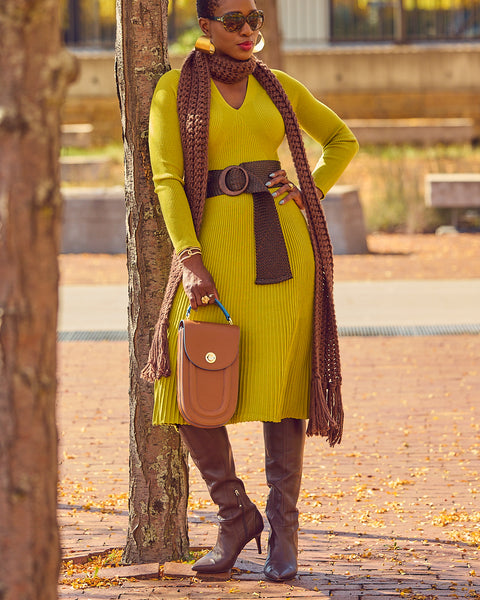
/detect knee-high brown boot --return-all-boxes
[263,418,306,582]
[179,424,264,573]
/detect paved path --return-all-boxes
[56,255,480,598]
[58,280,480,333]
[58,332,480,599]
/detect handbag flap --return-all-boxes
[181,319,240,371]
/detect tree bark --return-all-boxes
[256,0,284,70]
[115,0,190,563]
[0,1,76,599]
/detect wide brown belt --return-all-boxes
[206,160,293,285]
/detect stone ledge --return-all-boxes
[96,563,160,580]
[322,186,369,255]
[61,123,94,148]
[62,548,118,565]
[61,186,125,254]
[60,155,113,183]
[61,562,159,583]
[347,118,475,146]
[60,184,369,255]
[163,561,231,581]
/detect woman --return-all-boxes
[143,0,359,582]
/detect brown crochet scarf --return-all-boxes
[142,49,344,446]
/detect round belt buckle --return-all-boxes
[218,165,249,196]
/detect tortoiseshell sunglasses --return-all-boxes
[209,9,264,32]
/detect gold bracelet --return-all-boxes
[178,247,202,262]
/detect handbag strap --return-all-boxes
[186,299,234,325]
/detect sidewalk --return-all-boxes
[58,279,480,333]
[57,240,480,599]
[57,335,480,599]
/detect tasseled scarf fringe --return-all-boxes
[307,377,344,445]
[141,259,183,382]
[142,50,344,446]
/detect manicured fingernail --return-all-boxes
[265,181,272,187]
[269,173,276,178]
[272,191,278,197]
[279,199,284,205]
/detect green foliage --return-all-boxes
[168,0,199,53]
[168,0,197,19]
[353,144,480,233]
[300,141,480,233]
[61,143,123,162]
[169,25,200,55]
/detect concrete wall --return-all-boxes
[284,44,480,95]
[283,44,480,139]
[64,44,480,144]
[63,50,121,144]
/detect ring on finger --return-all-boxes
[201,295,209,305]
[287,182,294,191]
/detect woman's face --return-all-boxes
[199,0,261,61]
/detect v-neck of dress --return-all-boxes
[212,77,251,111]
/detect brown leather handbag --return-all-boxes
[177,300,240,428]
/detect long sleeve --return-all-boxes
[148,69,200,253]
[274,70,359,195]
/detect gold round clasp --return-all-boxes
[205,352,217,364]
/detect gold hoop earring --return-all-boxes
[195,35,215,55]
[253,31,265,53]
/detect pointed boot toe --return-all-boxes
[263,529,298,581]
[193,550,229,573]
[263,561,297,582]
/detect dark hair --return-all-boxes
[196,0,221,18]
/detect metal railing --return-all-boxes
[62,0,480,48]
[279,0,480,45]
[62,0,116,48]
[331,0,480,42]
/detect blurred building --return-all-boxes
[62,0,480,47]
[280,0,479,47]
[62,0,480,144]
[62,0,116,48]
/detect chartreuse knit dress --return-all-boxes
[149,68,358,426]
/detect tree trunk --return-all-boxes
[0,1,76,599]
[256,0,284,70]
[115,0,190,563]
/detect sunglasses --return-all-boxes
[209,9,264,33]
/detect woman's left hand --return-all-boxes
[266,170,305,210]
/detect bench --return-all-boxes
[425,174,480,228]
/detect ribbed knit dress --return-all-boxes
[149,68,358,426]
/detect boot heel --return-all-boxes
[255,534,262,554]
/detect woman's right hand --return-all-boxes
[181,254,219,310]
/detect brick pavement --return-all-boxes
[58,335,480,599]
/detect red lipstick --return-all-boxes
[238,41,254,51]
